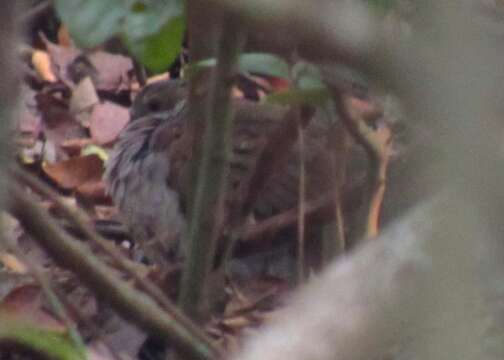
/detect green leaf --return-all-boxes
[238,53,290,78]
[54,0,185,72]
[0,318,86,360]
[81,144,108,162]
[184,53,289,79]
[183,58,216,79]
[292,62,325,89]
[125,16,185,72]
[54,0,127,47]
[265,87,330,106]
[123,0,184,39]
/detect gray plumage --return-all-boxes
[104,101,187,262]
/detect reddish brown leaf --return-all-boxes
[76,179,107,201]
[61,138,94,156]
[89,101,129,145]
[0,285,66,332]
[42,154,104,190]
[0,284,41,313]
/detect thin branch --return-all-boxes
[296,121,306,282]
[11,166,218,353]
[5,243,86,354]
[133,60,147,87]
[7,184,220,360]
[332,92,390,239]
[179,15,246,319]
[322,122,350,264]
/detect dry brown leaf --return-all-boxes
[76,179,107,201]
[0,285,66,332]
[42,37,81,84]
[87,51,134,92]
[70,77,99,127]
[31,50,57,83]
[89,101,129,145]
[0,253,27,274]
[70,77,99,115]
[42,154,104,190]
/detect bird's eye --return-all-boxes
[147,99,161,112]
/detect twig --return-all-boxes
[332,92,390,239]
[296,121,306,282]
[133,60,147,87]
[239,179,365,245]
[320,122,349,265]
[241,195,331,242]
[179,14,245,319]
[5,243,86,355]
[7,183,220,360]
[10,166,219,354]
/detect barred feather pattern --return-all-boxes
[105,80,343,264]
[104,103,187,262]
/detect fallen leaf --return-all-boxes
[65,51,134,93]
[42,36,81,84]
[82,144,108,162]
[77,179,107,201]
[42,154,104,190]
[0,253,27,274]
[70,77,99,120]
[0,285,66,332]
[32,50,57,83]
[61,138,94,156]
[89,101,129,145]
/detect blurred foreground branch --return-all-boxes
[228,2,502,360]
[7,184,219,360]
[179,14,245,319]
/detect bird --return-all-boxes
[104,79,340,266]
